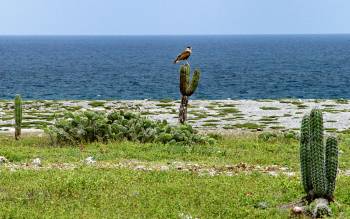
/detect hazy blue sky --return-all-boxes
[0,0,349,35]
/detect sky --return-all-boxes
[0,0,349,35]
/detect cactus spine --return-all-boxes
[14,94,23,140]
[299,109,339,216]
[178,64,200,124]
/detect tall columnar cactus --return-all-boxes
[325,136,338,197]
[298,109,339,217]
[178,64,200,124]
[309,109,327,197]
[14,94,23,140]
[300,115,313,194]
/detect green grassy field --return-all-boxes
[0,134,350,218]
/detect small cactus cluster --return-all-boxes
[300,109,338,200]
[14,94,23,140]
[178,64,200,124]
[47,111,214,145]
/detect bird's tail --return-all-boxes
[173,59,178,64]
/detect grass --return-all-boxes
[88,101,106,108]
[218,107,240,115]
[269,126,285,130]
[201,123,219,127]
[203,119,221,123]
[322,104,337,108]
[325,128,338,133]
[259,116,279,122]
[335,99,349,104]
[188,111,209,120]
[260,107,280,111]
[155,103,175,107]
[233,123,264,130]
[0,133,317,172]
[0,133,350,218]
[296,104,308,109]
[218,104,237,108]
[0,168,301,218]
[158,99,174,103]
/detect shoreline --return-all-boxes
[1,99,349,134]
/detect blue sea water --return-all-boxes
[0,35,350,100]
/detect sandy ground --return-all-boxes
[1,99,349,134]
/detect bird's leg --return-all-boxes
[186,60,189,65]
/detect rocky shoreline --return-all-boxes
[1,99,350,134]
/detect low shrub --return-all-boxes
[46,111,215,145]
[258,131,299,142]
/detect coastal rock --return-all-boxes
[85,156,96,165]
[255,201,269,209]
[32,158,42,167]
[159,165,169,171]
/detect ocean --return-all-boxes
[0,35,350,100]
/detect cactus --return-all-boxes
[325,136,338,197]
[14,94,23,140]
[300,115,313,194]
[178,64,201,124]
[309,109,327,197]
[298,109,339,217]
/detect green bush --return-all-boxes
[46,111,215,145]
[258,131,298,143]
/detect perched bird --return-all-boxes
[173,46,192,64]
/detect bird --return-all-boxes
[173,46,192,64]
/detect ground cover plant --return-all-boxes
[2,99,350,218]
[0,133,350,218]
[46,110,214,145]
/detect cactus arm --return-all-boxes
[309,109,327,197]
[300,114,313,194]
[186,69,201,96]
[325,136,338,197]
[180,64,190,96]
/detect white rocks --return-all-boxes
[312,198,331,218]
[280,167,289,171]
[159,165,170,171]
[0,156,8,164]
[283,172,296,177]
[207,169,217,176]
[2,99,350,134]
[85,156,96,165]
[179,213,198,219]
[255,201,269,209]
[344,170,350,176]
[292,206,304,214]
[268,171,278,176]
[32,158,42,167]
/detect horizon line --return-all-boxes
[1,33,350,37]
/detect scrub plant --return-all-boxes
[46,111,215,145]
